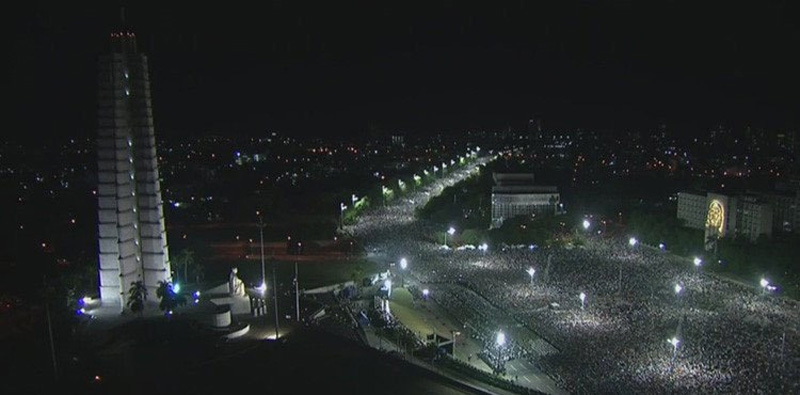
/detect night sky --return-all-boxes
[10,1,800,140]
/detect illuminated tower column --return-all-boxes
[96,30,171,312]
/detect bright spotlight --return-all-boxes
[628,237,638,247]
[579,292,586,302]
[400,258,408,270]
[582,219,590,230]
[674,283,682,294]
[527,267,535,277]
[496,331,506,346]
[693,257,702,267]
[256,282,267,294]
[422,289,429,297]
[447,227,456,235]
[173,283,181,293]
[478,243,488,251]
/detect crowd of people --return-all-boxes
[343,157,799,393]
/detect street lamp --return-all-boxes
[674,283,682,295]
[659,242,666,250]
[693,257,702,267]
[579,292,586,310]
[628,237,638,247]
[478,243,488,252]
[760,277,770,294]
[422,288,429,298]
[351,194,358,204]
[384,279,392,298]
[526,267,535,288]
[257,217,267,294]
[339,202,347,228]
[496,331,506,346]
[444,226,456,247]
[495,330,507,372]
[582,219,590,230]
[668,336,680,361]
[399,258,408,270]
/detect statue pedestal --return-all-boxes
[206,282,252,316]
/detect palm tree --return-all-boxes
[128,281,147,315]
[174,249,195,284]
[156,280,187,314]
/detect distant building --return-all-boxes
[96,28,171,311]
[676,192,707,229]
[391,134,405,147]
[491,173,560,228]
[755,190,799,233]
[676,191,772,246]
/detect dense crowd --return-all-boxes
[344,158,799,393]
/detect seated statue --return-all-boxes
[228,267,246,297]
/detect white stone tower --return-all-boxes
[96,28,171,312]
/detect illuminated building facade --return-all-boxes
[96,29,171,312]
[491,173,560,228]
[677,191,772,246]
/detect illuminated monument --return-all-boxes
[95,27,171,312]
[704,197,726,251]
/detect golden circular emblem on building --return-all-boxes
[705,199,725,234]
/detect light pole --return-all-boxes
[399,258,408,287]
[257,216,267,293]
[668,336,680,362]
[693,256,702,267]
[579,292,586,310]
[496,331,506,373]
[294,262,300,321]
[526,267,535,288]
[444,226,456,247]
[384,279,392,299]
[760,277,769,295]
[622,237,637,294]
[452,330,461,358]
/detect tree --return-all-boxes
[173,249,195,284]
[156,280,187,314]
[128,281,147,315]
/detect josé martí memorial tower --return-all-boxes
[95,27,171,313]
